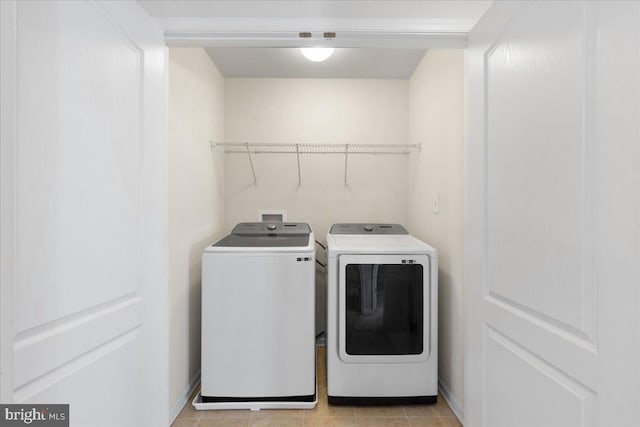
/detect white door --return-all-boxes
[0,1,168,426]
[466,1,640,426]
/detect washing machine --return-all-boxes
[326,223,438,405]
[195,222,317,410]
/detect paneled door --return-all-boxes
[0,1,168,426]
[466,2,640,426]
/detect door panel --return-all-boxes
[20,337,140,427]
[484,327,596,427]
[16,0,144,331]
[13,296,142,390]
[466,2,640,426]
[486,1,592,338]
[1,1,168,425]
[16,3,144,333]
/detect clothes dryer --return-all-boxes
[326,223,438,405]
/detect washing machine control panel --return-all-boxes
[214,222,312,248]
[231,222,311,235]
[329,223,408,235]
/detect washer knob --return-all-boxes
[267,224,277,231]
[364,225,374,232]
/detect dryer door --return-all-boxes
[338,254,431,363]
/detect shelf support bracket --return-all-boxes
[245,143,257,186]
[344,144,349,185]
[296,144,301,186]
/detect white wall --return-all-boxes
[168,47,225,415]
[408,50,465,416]
[223,78,409,239]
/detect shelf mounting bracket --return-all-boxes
[296,143,301,186]
[245,143,257,186]
[344,144,349,185]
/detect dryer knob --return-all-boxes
[364,225,374,232]
[267,224,277,231]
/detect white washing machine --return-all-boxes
[326,223,438,405]
[194,222,317,411]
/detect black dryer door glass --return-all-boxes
[345,264,424,355]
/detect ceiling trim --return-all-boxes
[160,17,474,48]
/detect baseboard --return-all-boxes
[438,377,464,426]
[169,370,201,424]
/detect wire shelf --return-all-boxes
[209,142,421,186]
[210,142,420,155]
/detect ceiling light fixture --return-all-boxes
[300,47,335,62]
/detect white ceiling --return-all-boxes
[204,47,427,79]
[139,1,492,79]
[139,1,491,20]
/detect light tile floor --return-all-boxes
[173,347,462,427]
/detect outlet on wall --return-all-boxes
[259,209,287,222]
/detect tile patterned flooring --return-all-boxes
[173,347,461,427]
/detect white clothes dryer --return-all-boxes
[195,222,317,411]
[326,223,438,405]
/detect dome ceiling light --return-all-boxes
[299,32,336,62]
[300,47,335,62]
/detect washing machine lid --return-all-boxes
[329,223,408,235]
[214,222,312,247]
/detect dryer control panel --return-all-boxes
[329,223,408,235]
